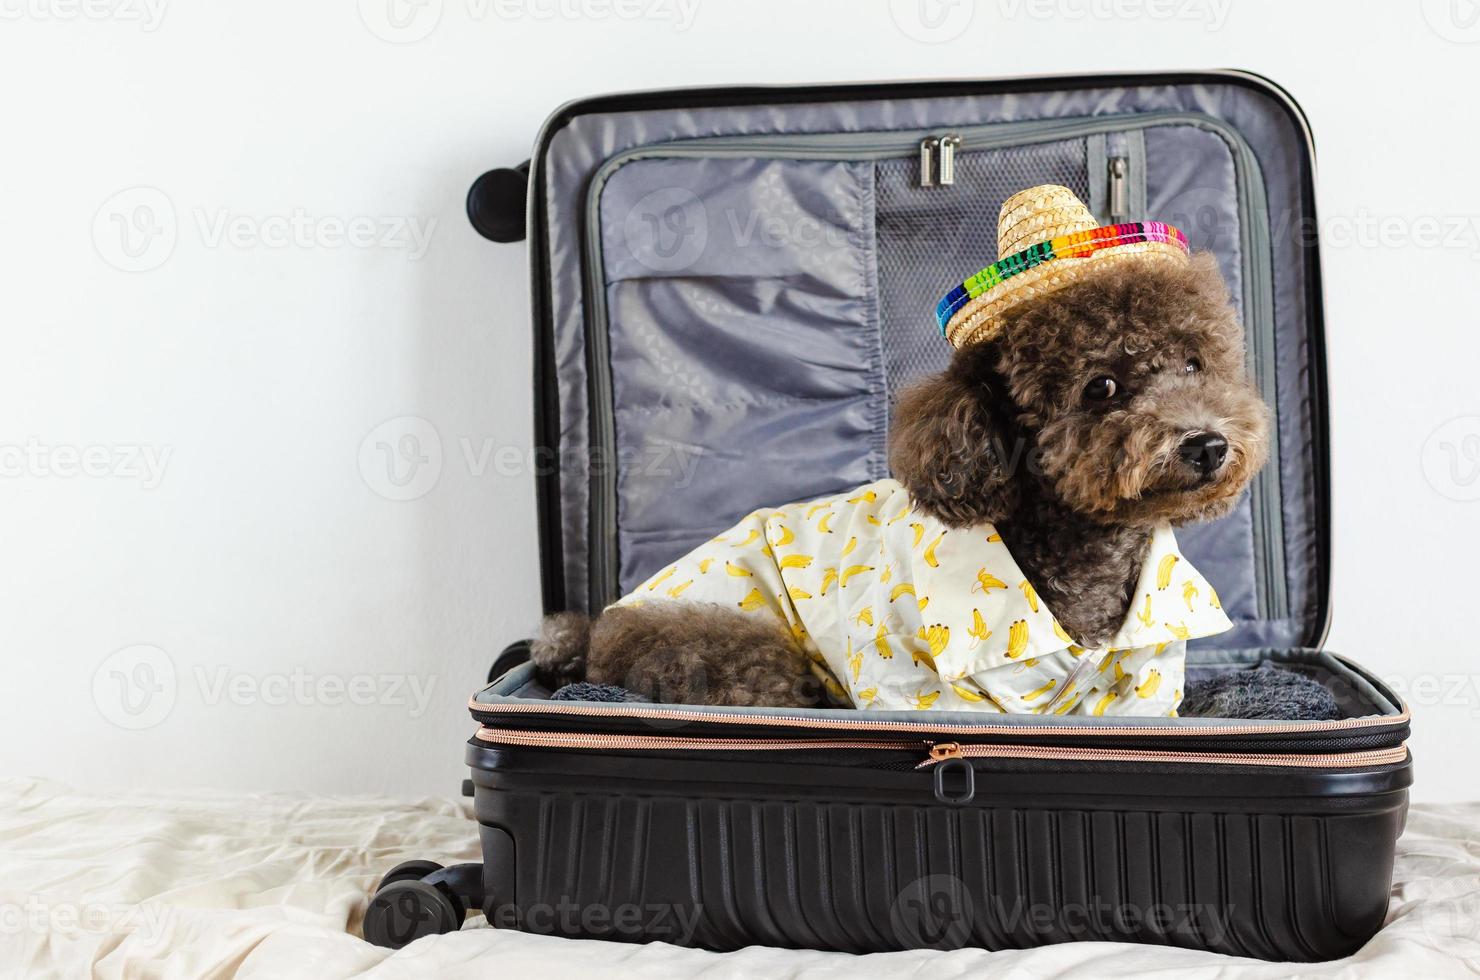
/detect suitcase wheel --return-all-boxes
[364,878,465,949]
[467,163,529,243]
[375,858,444,892]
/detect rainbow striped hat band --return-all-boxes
[936,184,1190,348]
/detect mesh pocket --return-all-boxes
[875,138,1092,407]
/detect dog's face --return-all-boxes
[891,253,1270,528]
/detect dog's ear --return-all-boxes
[888,343,1020,528]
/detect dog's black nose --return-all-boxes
[1179,432,1229,478]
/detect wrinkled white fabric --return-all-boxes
[1,778,1475,978]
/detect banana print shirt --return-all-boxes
[614,478,1233,716]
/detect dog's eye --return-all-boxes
[1185,357,1203,374]
[1083,376,1118,401]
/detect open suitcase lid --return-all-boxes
[477,70,1330,653]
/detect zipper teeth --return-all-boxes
[474,726,1407,771]
[469,696,1408,737]
[1228,130,1286,623]
[475,727,920,752]
[921,744,1408,770]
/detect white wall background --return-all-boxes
[1,0,1476,803]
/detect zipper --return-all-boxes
[470,694,1408,740]
[919,137,936,186]
[476,726,920,753]
[580,111,1286,624]
[475,726,1406,772]
[919,740,1406,771]
[919,133,960,187]
[1107,155,1130,223]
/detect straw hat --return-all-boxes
[935,184,1190,349]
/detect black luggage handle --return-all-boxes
[467,161,530,243]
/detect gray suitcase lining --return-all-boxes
[537,78,1323,656]
[480,648,1402,725]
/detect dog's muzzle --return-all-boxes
[1178,432,1229,482]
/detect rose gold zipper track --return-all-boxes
[469,696,1409,739]
[919,741,1409,770]
[474,727,1409,771]
[475,727,922,753]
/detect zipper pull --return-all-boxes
[929,741,964,762]
[919,137,938,187]
[1108,155,1129,223]
[938,135,960,186]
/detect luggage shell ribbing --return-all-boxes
[364,71,1412,962]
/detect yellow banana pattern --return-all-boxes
[1005,619,1029,659]
[967,608,992,647]
[972,568,1008,594]
[608,478,1229,717]
[1155,553,1180,590]
[874,623,895,660]
[731,528,761,549]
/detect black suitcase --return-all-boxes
[365,71,1412,962]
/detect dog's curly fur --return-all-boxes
[533,253,1270,705]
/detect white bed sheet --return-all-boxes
[2,778,1476,979]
